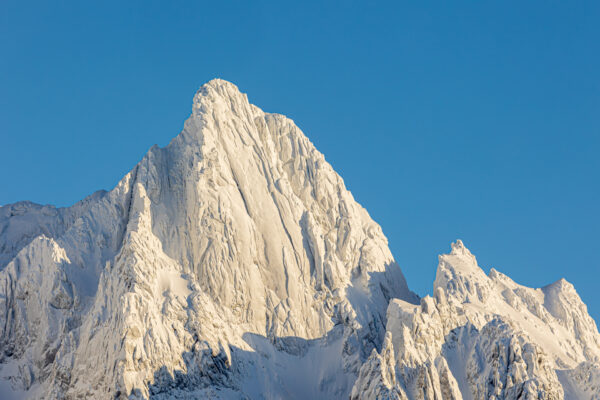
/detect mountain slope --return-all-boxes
[352,240,600,399]
[0,80,417,399]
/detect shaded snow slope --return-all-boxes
[0,79,417,399]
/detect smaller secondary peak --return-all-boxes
[450,239,472,257]
[437,239,480,272]
[543,277,575,293]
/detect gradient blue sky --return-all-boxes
[1,2,599,321]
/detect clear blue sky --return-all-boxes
[1,2,599,321]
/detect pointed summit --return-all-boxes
[437,239,481,276]
[194,78,247,104]
[449,239,477,260]
[192,78,252,118]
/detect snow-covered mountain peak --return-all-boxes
[192,78,253,119]
[543,277,575,294]
[354,241,600,399]
[0,80,417,399]
[434,240,488,305]
[1,81,598,399]
[198,77,242,94]
[448,239,476,261]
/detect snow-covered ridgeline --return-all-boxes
[352,240,600,400]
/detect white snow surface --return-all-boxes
[0,80,598,399]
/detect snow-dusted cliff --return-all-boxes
[0,80,598,399]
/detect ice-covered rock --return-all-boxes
[350,333,406,400]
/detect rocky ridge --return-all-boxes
[352,240,600,400]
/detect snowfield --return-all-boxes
[0,80,598,399]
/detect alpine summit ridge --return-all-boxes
[0,80,598,399]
